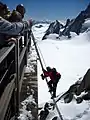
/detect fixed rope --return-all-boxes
[37,44,47,68]
[31,31,63,120]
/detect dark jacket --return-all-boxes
[0,16,31,46]
[44,70,61,82]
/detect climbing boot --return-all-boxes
[51,95,56,99]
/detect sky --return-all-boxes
[1,0,90,21]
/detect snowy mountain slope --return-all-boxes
[32,23,50,41]
[81,19,90,32]
[32,23,90,120]
[83,19,90,28]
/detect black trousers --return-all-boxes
[48,79,59,96]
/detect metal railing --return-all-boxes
[0,31,31,120]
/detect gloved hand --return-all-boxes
[28,19,33,28]
[22,20,33,31]
[42,68,46,72]
[41,74,45,80]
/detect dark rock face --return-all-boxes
[61,68,90,104]
[42,3,90,40]
[35,25,43,28]
[42,20,63,40]
[60,3,90,37]
[64,19,71,28]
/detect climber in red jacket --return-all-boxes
[41,67,61,99]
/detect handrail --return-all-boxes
[0,44,15,64]
[31,31,63,120]
[15,37,20,118]
[19,47,26,66]
[0,30,31,120]
[0,75,15,120]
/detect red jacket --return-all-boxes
[44,71,61,81]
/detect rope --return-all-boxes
[31,31,64,120]
[31,37,46,68]
[37,44,47,68]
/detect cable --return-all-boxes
[31,31,64,120]
[32,38,47,68]
[37,44,47,68]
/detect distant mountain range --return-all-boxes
[33,20,52,25]
[41,3,90,40]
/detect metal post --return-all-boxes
[24,31,28,65]
[15,38,20,118]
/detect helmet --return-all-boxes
[16,4,26,14]
[0,2,10,18]
[52,68,57,73]
[46,66,51,72]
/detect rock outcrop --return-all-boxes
[42,20,63,40]
[60,3,90,38]
[42,3,90,40]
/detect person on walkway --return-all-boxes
[0,16,32,47]
[0,1,32,47]
[16,4,26,19]
[0,2,10,20]
[41,67,61,98]
[9,4,26,22]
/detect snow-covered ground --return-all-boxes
[32,22,90,120]
[25,42,37,73]
[19,43,37,120]
[18,95,36,120]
